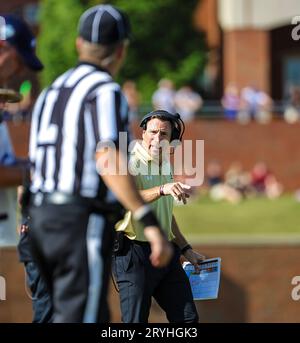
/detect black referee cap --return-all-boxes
[78,5,131,45]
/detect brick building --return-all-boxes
[196,0,300,100]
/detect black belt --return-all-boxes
[31,192,92,207]
[30,191,124,217]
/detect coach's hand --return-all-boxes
[162,182,191,204]
[183,249,206,274]
[144,226,173,268]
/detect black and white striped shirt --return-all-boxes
[29,62,129,201]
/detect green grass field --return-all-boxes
[174,194,300,236]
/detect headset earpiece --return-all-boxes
[171,126,180,141]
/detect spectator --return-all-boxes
[225,161,251,198]
[206,159,223,187]
[174,85,203,122]
[294,189,300,202]
[284,85,300,124]
[251,161,283,199]
[239,85,273,124]
[122,80,141,122]
[152,78,176,113]
[206,160,241,204]
[265,174,283,199]
[251,161,269,194]
[221,83,240,121]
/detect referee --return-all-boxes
[27,4,172,323]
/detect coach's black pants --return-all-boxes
[28,203,114,323]
[112,237,199,323]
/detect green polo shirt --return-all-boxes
[115,142,175,241]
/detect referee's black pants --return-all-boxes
[112,236,199,323]
[28,203,114,323]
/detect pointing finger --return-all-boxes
[179,183,191,190]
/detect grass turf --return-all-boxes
[174,194,300,236]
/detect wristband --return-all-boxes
[133,205,152,221]
[159,185,165,196]
[133,205,159,228]
[181,244,192,255]
[139,211,160,228]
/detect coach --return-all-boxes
[113,110,205,323]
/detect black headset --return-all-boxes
[139,110,185,141]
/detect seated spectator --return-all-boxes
[152,78,176,113]
[250,161,283,199]
[251,161,269,194]
[174,85,203,122]
[284,85,300,124]
[206,159,223,187]
[265,174,283,199]
[225,161,251,197]
[206,160,241,204]
[221,83,240,121]
[294,189,300,202]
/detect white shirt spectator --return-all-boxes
[152,78,176,113]
[174,86,202,122]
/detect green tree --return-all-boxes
[107,0,207,101]
[37,0,85,87]
[38,0,207,102]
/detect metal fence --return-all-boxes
[138,100,287,120]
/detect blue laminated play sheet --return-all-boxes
[183,257,221,300]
